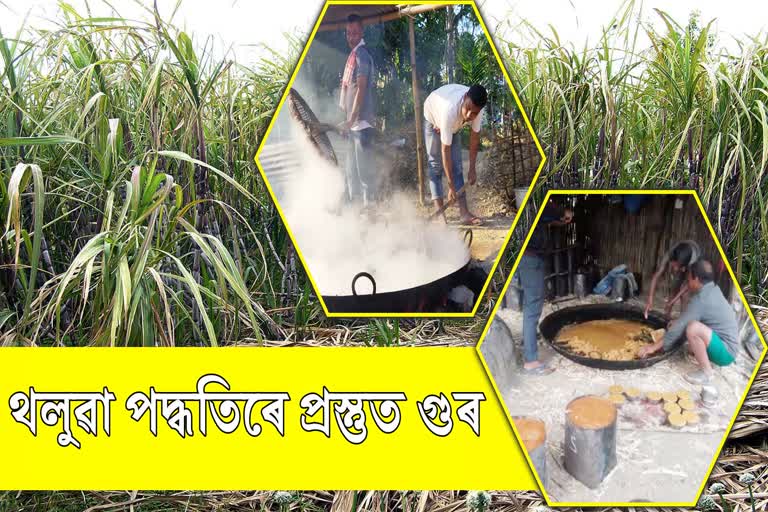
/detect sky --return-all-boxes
[3,0,768,65]
[479,0,768,52]
[2,0,319,65]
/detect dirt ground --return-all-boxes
[414,148,521,263]
[481,293,759,504]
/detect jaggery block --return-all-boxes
[646,391,663,402]
[668,411,687,428]
[608,393,626,405]
[682,410,700,424]
[662,392,678,403]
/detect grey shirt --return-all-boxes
[662,281,739,356]
[342,44,376,130]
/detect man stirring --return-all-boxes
[423,83,487,225]
[644,240,701,319]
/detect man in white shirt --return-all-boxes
[338,14,377,207]
[423,83,487,225]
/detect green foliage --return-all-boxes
[500,0,768,300]
[302,5,513,137]
[0,2,299,345]
[366,319,400,347]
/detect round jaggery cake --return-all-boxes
[679,399,696,410]
[676,390,691,401]
[663,401,682,415]
[625,387,641,398]
[567,395,617,429]
[646,391,663,402]
[608,384,623,394]
[668,411,687,428]
[662,392,678,403]
[512,417,546,451]
[608,393,626,405]
[682,410,700,424]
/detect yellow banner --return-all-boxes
[0,347,535,490]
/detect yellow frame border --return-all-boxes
[252,0,546,318]
[475,189,768,508]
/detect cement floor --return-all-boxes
[485,295,757,504]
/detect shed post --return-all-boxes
[408,16,425,206]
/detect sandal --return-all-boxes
[461,215,484,226]
[522,363,555,375]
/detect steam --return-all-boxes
[268,91,470,297]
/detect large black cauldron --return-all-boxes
[322,230,482,314]
[539,303,686,370]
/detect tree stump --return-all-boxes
[513,416,547,486]
[564,395,617,489]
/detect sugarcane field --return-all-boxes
[2,0,768,510]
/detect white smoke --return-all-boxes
[276,103,470,297]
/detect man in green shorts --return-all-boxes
[639,259,739,384]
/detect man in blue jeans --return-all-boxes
[423,84,487,225]
[338,14,377,207]
[516,202,574,374]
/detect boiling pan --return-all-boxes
[539,303,686,370]
[322,229,476,313]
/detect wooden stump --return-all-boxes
[513,416,547,487]
[564,395,617,489]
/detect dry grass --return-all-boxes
[729,361,768,440]
[250,319,481,347]
[730,310,768,440]
[2,357,766,512]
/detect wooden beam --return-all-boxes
[408,16,426,206]
[317,4,447,32]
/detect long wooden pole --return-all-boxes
[317,4,446,32]
[408,16,425,207]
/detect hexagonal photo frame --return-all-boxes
[477,190,767,507]
[254,1,544,317]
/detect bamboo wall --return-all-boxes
[575,195,731,298]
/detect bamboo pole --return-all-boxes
[317,4,446,32]
[408,16,426,207]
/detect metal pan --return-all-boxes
[322,229,474,314]
[539,303,686,370]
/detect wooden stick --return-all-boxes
[427,183,468,220]
[306,121,343,136]
[316,4,447,32]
